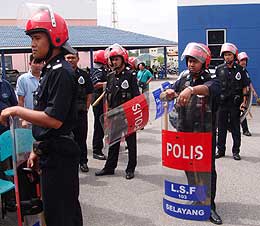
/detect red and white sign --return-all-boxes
[162,130,212,172]
[122,94,149,135]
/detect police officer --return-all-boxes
[0,7,83,226]
[65,52,93,172]
[237,52,258,136]
[216,43,249,161]
[0,77,17,135]
[164,42,222,225]
[128,56,138,72]
[95,44,140,180]
[91,50,108,160]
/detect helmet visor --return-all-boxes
[181,42,209,64]
[17,3,56,30]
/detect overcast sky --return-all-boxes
[97,0,178,41]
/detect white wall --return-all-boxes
[178,0,260,6]
[1,0,97,19]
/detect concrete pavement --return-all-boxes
[80,79,260,226]
[1,77,260,226]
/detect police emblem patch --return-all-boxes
[235,72,241,80]
[121,80,129,89]
[78,76,85,85]
[2,93,8,98]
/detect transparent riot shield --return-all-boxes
[100,84,175,147]
[240,88,253,123]
[162,95,212,221]
[10,117,45,226]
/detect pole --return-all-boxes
[1,51,6,80]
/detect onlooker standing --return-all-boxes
[16,54,43,109]
[65,52,94,172]
[137,62,153,93]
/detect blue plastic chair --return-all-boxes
[0,130,14,177]
[0,130,13,162]
[0,130,15,219]
[0,179,15,219]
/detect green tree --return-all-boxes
[156,56,164,65]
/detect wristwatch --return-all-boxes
[187,86,194,94]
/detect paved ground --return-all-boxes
[2,76,260,226]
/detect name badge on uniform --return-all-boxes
[78,76,85,85]
[121,80,129,89]
[235,72,241,80]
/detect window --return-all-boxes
[0,56,13,70]
[206,29,226,68]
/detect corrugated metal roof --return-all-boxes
[0,26,177,53]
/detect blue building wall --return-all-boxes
[178,4,260,95]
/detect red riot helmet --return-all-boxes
[105,43,128,64]
[94,50,107,65]
[25,6,75,54]
[220,43,238,59]
[128,56,137,69]
[237,52,249,62]
[181,42,212,69]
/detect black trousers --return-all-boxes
[241,118,249,133]
[104,132,137,173]
[217,106,241,154]
[92,102,104,155]
[40,138,83,226]
[73,111,88,164]
[185,130,217,210]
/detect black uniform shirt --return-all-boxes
[173,70,221,99]
[216,63,249,105]
[0,79,18,134]
[75,68,94,112]
[172,70,221,132]
[108,67,140,109]
[32,54,77,141]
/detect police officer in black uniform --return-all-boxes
[91,50,108,160]
[0,77,17,135]
[238,51,258,136]
[95,44,140,180]
[216,43,249,161]
[65,52,94,172]
[164,43,222,225]
[0,8,83,226]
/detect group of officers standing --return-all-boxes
[0,6,257,226]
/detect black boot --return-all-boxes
[210,209,222,225]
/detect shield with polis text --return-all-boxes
[162,95,212,221]
[100,83,175,147]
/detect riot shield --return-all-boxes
[10,117,45,226]
[100,84,175,147]
[240,88,253,123]
[162,95,212,221]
